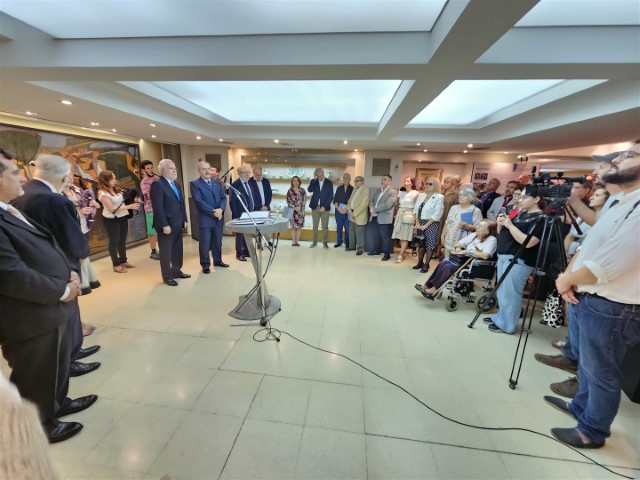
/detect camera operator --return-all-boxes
[484,185,545,334]
[543,142,640,449]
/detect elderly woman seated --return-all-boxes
[415,219,498,300]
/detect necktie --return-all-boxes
[6,205,34,227]
[206,180,211,188]
[243,182,254,210]
[170,181,181,201]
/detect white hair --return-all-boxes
[459,187,477,200]
[158,158,174,174]
[34,154,71,180]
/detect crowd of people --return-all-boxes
[0,143,638,454]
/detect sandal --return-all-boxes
[113,265,127,273]
[395,254,403,264]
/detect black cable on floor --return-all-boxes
[249,323,634,480]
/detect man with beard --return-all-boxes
[543,140,640,449]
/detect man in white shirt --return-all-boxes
[544,141,640,449]
[249,165,272,212]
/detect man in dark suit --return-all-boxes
[248,165,272,211]
[190,161,229,273]
[12,154,101,379]
[0,150,90,443]
[151,158,190,286]
[230,164,256,261]
[307,167,334,248]
[479,178,501,217]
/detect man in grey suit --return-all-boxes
[368,174,398,261]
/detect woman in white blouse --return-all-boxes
[441,188,483,258]
[391,177,420,263]
[97,170,140,273]
[412,177,444,273]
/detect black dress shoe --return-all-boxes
[89,280,101,289]
[551,427,604,449]
[81,287,92,295]
[45,420,83,444]
[544,396,575,418]
[367,251,380,256]
[202,267,211,274]
[412,264,424,270]
[381,254,391,261]
[164,279,179,286]
[58,395,98,417]
[214,261,230,268]
[69,361,101,377]
[236,255,248,262]
[175,272,191,279]
[334,243,342,248]
[76,345,100,360]
[356,250,363,256]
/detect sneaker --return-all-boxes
[150,251,160,260]
[483,318,494,325]
[534,353,578,374]
[550,376,579,398]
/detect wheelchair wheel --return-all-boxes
[476,292,498,313]
[454,281,473,297]
[446,297,459,312]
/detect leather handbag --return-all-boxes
[401,212,415,225]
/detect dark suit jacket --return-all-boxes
[248,177,272,210]
[230,179,257,218]
[151,177,187,230]
[0,207,73,345]
[11,180,89,272]
[308,178,334,210]
[480,191,501,217]
[190,177,227,228]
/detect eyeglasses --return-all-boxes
[426,182,434,186]
[355,179,363,182]
[621,149,638,159]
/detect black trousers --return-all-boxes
[157,227,184,281]
[102,216,129,266]
[1,319,73,425]
[370,218,393,255]
[235,231,249,257]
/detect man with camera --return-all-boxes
[544,142,640,449]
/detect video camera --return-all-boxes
[529,168,585,212]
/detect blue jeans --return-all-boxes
[491,254,534,334]
[568,294,640,444]
[335,211,349,245]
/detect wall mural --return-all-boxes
[0,123,146,255]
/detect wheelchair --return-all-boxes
[438,257,498,312]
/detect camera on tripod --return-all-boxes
[530,171,586,212]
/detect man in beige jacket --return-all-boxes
[347,176,370,255]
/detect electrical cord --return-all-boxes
[247,322,634,480]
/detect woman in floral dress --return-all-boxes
[286,175,306,246]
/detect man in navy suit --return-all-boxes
[307,167,334,248]
[12,154,101,379]
[190,161,229,273]
[0,150,87,443]
[248,165,272,211]
[230,164,256,261]
[151,159,190,286]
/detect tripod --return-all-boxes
[467,213,568,389]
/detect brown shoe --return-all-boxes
[534,353,578,374]
[113,265,127,273]
[121,262,136,268]
[550,376,579,398]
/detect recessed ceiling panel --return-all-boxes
[144,80,402,123]
[409,80,565,126]
[516,0,640,27]
[0,0,447,38]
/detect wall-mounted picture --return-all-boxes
[0,124,145,255]
[474,172,489,181]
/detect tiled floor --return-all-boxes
[5,237,639,479]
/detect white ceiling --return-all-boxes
[0,0,638,157]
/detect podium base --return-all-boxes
[229,293,282,326]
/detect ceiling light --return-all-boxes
[273,139,280,144]
[467,143,474,148]
[111,129,117,132]
[343,140,348,145]
[423,149,428,153]
[90,122,100,126]
[463,150,468,154]
[196,136,202,140]
[149,123,156,127]
[60,100,72,105]
[26,111,38,116]
[354,149,359,152]
[151,134,157,139]
[504,151,509,154]
[416,143,421,146]
[218,138,224,142]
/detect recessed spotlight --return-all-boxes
[196,136,202,140]
[504,151,509,154]
[151,134,157,139]
[149,123,156,127]
[90,122,100,126]
[273,139,280,144]
[354,149,359,152]
[463,150,468,154]
[418,159,422,163]
[343,140,348,145]
[218,138,224,142]
[416,143,421,146]
[467,143,474,148]
[423,149,428,153]
[111,128,117,132]
[26,111,38,116]
[61,100,73,105]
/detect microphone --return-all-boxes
[220,166,235,180]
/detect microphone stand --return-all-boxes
[226,183,273,253]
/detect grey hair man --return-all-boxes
[307,167,334,248]
[347,176,370,255]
